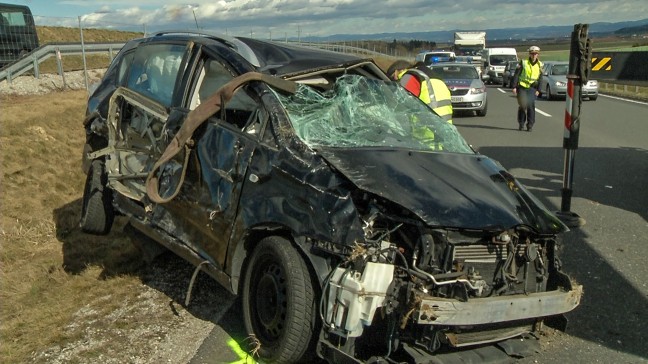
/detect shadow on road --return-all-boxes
[478,145,648,359]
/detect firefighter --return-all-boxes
[512,46,543,131]
[386,60,454,124]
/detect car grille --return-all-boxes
[450,89,469,96]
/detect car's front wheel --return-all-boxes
[476,100,488,117]
[242,236,316,363]
[545,85,554,100]
[80,159,114,234]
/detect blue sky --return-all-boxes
[12,0,648,37]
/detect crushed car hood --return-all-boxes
[319,149,567,234]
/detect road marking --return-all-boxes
[600,94,648,106]
[498,87,553,117]
[535,108,552,117]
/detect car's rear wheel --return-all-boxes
[80,159,114,234]
[242,236,315,363]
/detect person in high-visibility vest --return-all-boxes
[512,46,543,131]
[386,60,454,124]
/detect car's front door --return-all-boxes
[162,57,265,268]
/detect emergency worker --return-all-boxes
[386,60,453,124]
[512,46,543,131]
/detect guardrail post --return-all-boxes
[32,55,40,79]
[55,48,67,89]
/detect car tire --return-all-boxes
[80,159,114,235]
[242,236,315,363]
[476,101,488,117]
[545,85,553,101]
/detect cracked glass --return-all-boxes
[275,74,474,153]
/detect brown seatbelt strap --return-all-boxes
[146,71,297,203]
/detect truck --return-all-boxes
[453,31,486,56]
[453,31,486,77]
[0,3,39,69]
[481,47,519,84]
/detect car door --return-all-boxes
[160,55,265,268]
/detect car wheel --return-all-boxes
[545,85,553,100]
[242,236,315,363]
[476,101,488,117]
[80,159,114,235]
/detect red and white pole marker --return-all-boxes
[563,78,574,138]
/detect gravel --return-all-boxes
[0,69,105,95]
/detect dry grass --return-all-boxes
[0,91,147,362]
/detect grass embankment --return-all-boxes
[0,91,147,362]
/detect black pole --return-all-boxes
[556,24,590,227]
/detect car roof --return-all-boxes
[145,30,365,77]
[428,62,475,67]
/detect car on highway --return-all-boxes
[415,50,456,65]
[427,62,488,116]
[540,61,599,100]
[80,31,582,364]
[501,60,518,88]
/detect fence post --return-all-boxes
[78,16,89,94]
[56,48,67,89]
[32,55,39,79]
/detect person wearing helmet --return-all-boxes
[512,46,543,131]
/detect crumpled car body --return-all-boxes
[80,31,581,364]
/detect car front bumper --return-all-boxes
[450,91,487,111]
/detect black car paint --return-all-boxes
[318,149,567,235]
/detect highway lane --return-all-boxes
[453,85,648,363]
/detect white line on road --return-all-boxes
[497,87,553,117]
[535,108,552,117]
[600,93,648,106]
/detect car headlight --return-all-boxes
[470,86,486,94]
[555,81,566,87]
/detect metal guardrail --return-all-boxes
[0,40,393,84]
[0,42,126,83]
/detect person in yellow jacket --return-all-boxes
[512,46,543,131]
[386,60,454,124]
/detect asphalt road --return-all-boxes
[453,85,648,363]
[189,86,648,364]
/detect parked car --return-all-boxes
[501,60,518,88]
[539,61,599,100]
[80,31,582,364]
[427,62,488,116]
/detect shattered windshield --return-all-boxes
[274,74,474,153]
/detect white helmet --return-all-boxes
[528,46,540,53]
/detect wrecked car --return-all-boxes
[80,31,582,363]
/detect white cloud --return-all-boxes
[33,0,648,36]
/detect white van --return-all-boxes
[482,48,518,84]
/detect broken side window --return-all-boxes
[274,74,474,153]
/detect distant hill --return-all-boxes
[303,18,648,43]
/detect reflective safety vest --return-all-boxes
[398,69,453,124]
[518,59,543,88]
